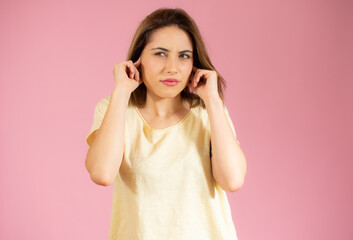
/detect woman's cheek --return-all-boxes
[182,63,193,78]
[147,58,162,72]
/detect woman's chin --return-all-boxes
[159,92,182,99]
[148,87,184,99]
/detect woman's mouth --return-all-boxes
[160,79,179,86]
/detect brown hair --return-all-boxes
[126,8,226,109]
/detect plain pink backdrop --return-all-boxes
[1,0,352,239]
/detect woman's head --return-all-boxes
[139,25,194,101]
[127,8,226,108]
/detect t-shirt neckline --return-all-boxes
[134,105,193,131]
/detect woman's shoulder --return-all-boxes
[189,99,209,122]
[96,95,111,106]
[92,95,110,114]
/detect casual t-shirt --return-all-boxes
[86,95,240,240]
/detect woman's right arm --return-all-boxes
[85,88,130,186]
[85,58,142,186]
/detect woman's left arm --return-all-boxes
[205,97,247,192]
[189,66,247,192]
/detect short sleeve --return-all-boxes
[85,96,110,146]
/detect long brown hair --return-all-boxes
[126,8,226,109]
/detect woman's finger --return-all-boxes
[126,59,140,81]
[193,69,204,87]
[133,58,141,82]
[125,61,136,79]
[128,64,134,79]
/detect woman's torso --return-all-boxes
[102,96,238,240]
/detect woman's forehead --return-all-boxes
[147,26,193,50]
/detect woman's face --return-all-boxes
[140,25,194,99]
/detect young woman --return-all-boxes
[85,8,247,240]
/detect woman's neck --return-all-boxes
[141,93,190,118]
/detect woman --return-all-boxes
[85,7,247,240]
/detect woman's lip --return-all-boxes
[160,79,179,86]
[161,78,179,82]
[161,81,179,86]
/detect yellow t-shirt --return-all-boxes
[86,95,240,240]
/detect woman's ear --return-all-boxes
[137,65,143,82]
[188,68,195,83]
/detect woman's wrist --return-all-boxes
[111,87,131,103]
[203,95,223,108]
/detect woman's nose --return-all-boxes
[166,56,178,74]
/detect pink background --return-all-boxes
[1,0,352,239]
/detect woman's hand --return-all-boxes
[188,66,220,101]
[113,57,142,94]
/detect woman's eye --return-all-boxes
[155,52,166,57]
[154,52,191,59]
[180,54,191,59]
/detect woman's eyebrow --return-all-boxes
[151,47,192,53]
